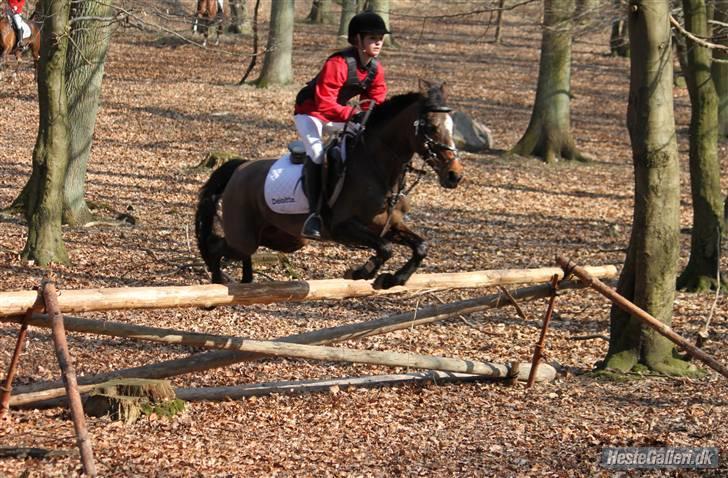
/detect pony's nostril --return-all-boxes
[448,171,461,184]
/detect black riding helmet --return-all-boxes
[347,11,390,45]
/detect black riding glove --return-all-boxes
[350,111,366,125]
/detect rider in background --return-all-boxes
[293,11,389,240]
[7,0,31,49]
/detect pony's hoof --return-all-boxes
[373,273,398,290]
[344,268,368,280]
[345,264,376,281]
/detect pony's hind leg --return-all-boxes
[205,239,226,284]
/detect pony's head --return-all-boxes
[414,80,463,189]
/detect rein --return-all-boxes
[380,158,426,236]
[378,107,455,237]
[347,99,458,237]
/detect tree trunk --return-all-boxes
[494,0,506,44]
[62,0,114,226]
[609,0,629,56]
[677,0,726,292]
[337,0,357,46]
[22,0,72,266]
[603,0,696,376]
[714,1,728,137]
[255,0,293,87]
[228,1,252,34]
[368,0,393,46]
[511,0,589,163]
[308,0,332,24]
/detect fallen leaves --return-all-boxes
[0,0,727,476]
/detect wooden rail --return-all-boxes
[0,265,618,317]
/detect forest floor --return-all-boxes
[0,1,726,476]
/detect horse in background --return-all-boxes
[192,0,223,47]
[0,10,41,79]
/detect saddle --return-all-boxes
[290,131,353,208]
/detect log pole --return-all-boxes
[526,274,559,388]
[44,283,97,477]
[0,293,43,419]
[7,280,589,408]
[175,366,557,402]
[0,265,618,317]
[557,256,728,379]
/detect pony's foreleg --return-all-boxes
[192,17,199,34]
[241,255,253,283]
[331,220,393,282]
[376,224,428,289]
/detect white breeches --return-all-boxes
[294,114,345,165]
[216,0,224,11]
[11,14,31,40]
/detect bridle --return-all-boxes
[378,104,460,236]
[414,106,460,170]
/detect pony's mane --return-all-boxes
[365,87,449,130]
[365,92,423,130]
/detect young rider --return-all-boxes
[7,0,31,49]
[293,11,389,240]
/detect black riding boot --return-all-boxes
[301,159,323,240]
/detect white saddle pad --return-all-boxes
[264,154,309,214]
[263,138,350,215]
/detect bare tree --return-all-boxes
[714,0,728,137]
[603,0,697,376]
[255,0,294,87]
[22,0,72,265]
[63,0,115,226]
[229,0,252,34]
[337,0,357,46]
[307,0,333,24]
[368,0,393,45]
[510,0,590,163]
[676,0,725,291]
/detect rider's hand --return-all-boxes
[350,111,366,125]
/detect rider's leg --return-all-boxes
[301,158,323,239]
[294,114,325,239]
[10,14,31,47]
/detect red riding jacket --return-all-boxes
[294,48,386,123]
[7,0,25,15]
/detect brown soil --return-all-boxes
[1,2,726,476]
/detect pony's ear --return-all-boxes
[440,81,449,103]
[418,79,433,93]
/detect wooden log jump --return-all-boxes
[0,265,617,317]
[7,280,589,407]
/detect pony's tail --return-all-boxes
[195,159,246,272]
